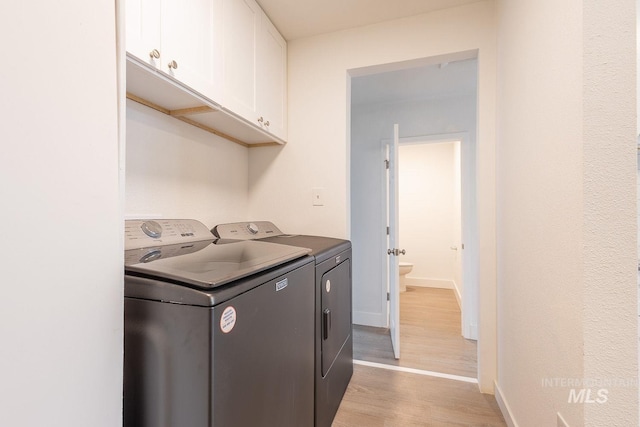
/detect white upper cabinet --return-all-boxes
[222,0,287,140]
[257,17,287,140]
[125,0,287,145]
[126,0,222,101]
[222,0,260,121]
[126,0,162,68]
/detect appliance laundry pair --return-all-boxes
[123,219,352,427]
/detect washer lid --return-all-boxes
[125,239,310,290]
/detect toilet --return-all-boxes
[398,262,413,292]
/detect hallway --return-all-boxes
[354,287,477,377]
[332,287,503,426]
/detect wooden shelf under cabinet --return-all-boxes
[126,54,284,147]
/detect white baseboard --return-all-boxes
[404,277,455,289]
[452,280,462,309]
[557,413,570,427]
[494,381,518,427]
[463,322,478,340]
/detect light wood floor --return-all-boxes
[332,364,506,426]
[353,286,477,377]
[332,286,505,426]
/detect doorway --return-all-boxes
[373,131,478,377]
[397,140,463,310]
[395,133,478,339]
[349,57,479,379]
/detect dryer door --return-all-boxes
[321,259,351,377]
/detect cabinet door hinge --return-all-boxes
[387,292,390,301]
[386,226,389,235]
[384,159,389,169]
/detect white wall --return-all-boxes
[0,1,123,426]
[249,0,497,391]
[496,0,638,425]
[126,101,249,227]
[399,142,459,289]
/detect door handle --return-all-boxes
[387,248,406,256]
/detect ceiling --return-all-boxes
[351,58,477,106]
[257,0,484,40]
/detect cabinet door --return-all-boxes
[125,0,162,67]
[162,0,222,101]
[257,16,287,140]
[222,0,260,122]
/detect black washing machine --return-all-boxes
[213,221,353,427]
[123,219,315,427]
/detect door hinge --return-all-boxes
[386,226,389,235]
[384,159,389,169]
[387,292,390,301]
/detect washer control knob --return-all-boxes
[141,220,163,238]
[247,222,259,235]
[140,249,162,263]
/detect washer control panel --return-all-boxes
[124,219,214,250]
[140,220,163,238]
[212,221,284,240]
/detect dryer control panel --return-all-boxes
[125,219,214,250]
[213,221,284,240]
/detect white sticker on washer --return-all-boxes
[220,306,237,334]
[325,279,331,293]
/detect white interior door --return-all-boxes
[387,124,401,359]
